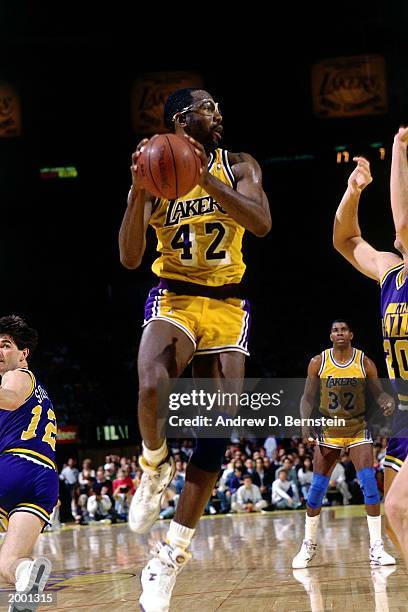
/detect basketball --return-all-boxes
[136,133,202,199]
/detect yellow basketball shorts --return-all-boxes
[318,428,372,450]
[143,283,251,355]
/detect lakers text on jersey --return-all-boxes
[149,148,245,287]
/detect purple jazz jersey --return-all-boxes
[0,368,57,466]
[0,369,58,525]
[0,454,58,526]
[381,263,408,463]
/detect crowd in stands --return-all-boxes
[57,436,389,525]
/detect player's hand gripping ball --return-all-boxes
[136,134,203,199]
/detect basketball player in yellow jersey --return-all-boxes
[119,88,271,611]
[292,320,395,570]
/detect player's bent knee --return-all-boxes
[357,467,380,505]
[307,473,330,509]
[190,437,228,473]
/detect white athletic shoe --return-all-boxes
[139,542,191,612]
[129,455,175,534]
[369,540,396,566]
[292,539,317,569]
[9,556,52,612]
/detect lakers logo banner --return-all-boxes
[0,81,22,137]
[131,71,204,135]
[312,55,387,118]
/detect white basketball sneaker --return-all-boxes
[369,540,396,566]
[129,455,175,533]
[9,556,52,612]
[292,539,317,569]
[139,542,191,612]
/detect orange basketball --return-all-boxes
[136,133,203,199]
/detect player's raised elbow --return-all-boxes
[253,218,272,237]
[119,254,142,270]
[333,233,352,256]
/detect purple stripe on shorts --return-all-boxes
[238,298,251,349]
[144,285,164,322]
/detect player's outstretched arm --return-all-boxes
[119,139,154,269]
[364,356,395,416]
[185,135,271,237]
[333,157,399,281]
[391,127,408,253]
[300,355,321,440]
[0,370,32,411]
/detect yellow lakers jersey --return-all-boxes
[319,348,367,436]
[149,148,245,286]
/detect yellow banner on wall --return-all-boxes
[312,55,387,118]
[0,81,22,137]
[131,71,204,135]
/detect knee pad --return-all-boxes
[190,437,228,473]
[307,473,330,509]
[357,467,380,505]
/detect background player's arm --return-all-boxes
[391,127,408,253]
[187,136,271,237]
[364,356,395,416]
[333,157,400,281]
[0,370,32,411]
[119,139,154,269]
[300,355,321,439]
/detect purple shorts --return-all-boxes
[384,437,408,472]
[0,454,58,527]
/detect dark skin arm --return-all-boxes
[300,355,321,440]
[119,138,154,269]
[364,356,395,416]
[186,135,271,237]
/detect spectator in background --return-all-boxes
[95,466,113,495]
[231,475,267,513]
[114,485,132,522]
[60,458,79,491]
[217,462,234,513]
[226,467,244,496]
[252,457,274,501]
[78,466,96,496]
[329,462,352,505]
[244,458,255,477]
[267,452,280,475]
[276,458,301,505]
[87,484,113,524]
[129,460,139,478]
[272,470,300,509]
[264,436,277,459]
[113,467,135,496]
[297,457,313,503]
[80,458,95,478]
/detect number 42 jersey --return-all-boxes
[0,368,57,471]
[149,148,245,287]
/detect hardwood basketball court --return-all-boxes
[0,507,406,611]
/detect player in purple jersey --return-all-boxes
[0,315,58,612]
[383,127,408,566]
[333,128,408,559]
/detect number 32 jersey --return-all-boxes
[149,148,245,287]
[0,369,57,470]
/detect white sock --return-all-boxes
[167,520,195,550]
[142,440,168,468]
[367,515,382,545]
[305,514,320,544]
